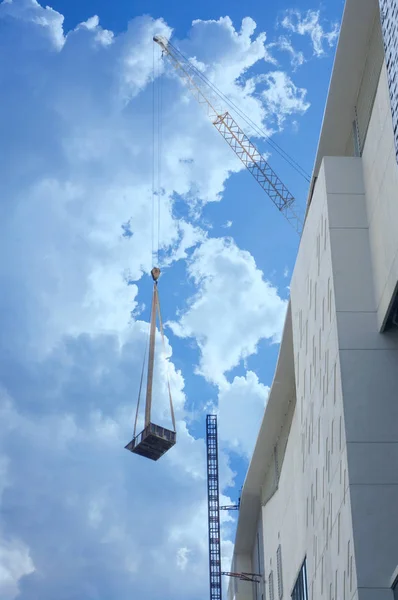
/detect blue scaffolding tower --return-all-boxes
[206,415,222,600]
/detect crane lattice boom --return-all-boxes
[153,35,303,234]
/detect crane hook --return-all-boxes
[151,267,161,282]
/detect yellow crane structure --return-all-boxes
[153,35,304,235]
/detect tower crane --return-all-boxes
[153,35,303,234]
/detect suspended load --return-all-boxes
[125,267,176,461]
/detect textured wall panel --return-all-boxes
[379,0,398,161]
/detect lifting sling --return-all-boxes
[132,267,176,441]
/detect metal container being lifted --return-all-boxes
[125,268,176,461]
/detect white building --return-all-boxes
[229,0,398,599]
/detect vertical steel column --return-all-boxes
[206,415,222,600]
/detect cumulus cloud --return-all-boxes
[0,314,238,599]
[0,0,65,49]
[259,70,310,129]
[280,9,339,57]
[0,456,35,599]
[170,15,311,142]
[0,537,35,600]
[275,35,305,70]
[169,238,287,385]
[188,16,277,82]
[218,371,269,457]
[0,384,214,600]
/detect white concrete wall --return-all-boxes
[234,157,360,600]
[229,553,254,600]
[253,65,398,600]
[258,393,305,600]
[251,515,266,600]
[362,63,398,328]
[330,69,398,599]
[292,150,398,600]
[234,154,398,600]
[290,158,357,600]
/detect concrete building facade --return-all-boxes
[229,1,398,599]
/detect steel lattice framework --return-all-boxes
[153,35,303,234]
[206,415,222,600]
[220,504,239,511]
[221,572,262,583]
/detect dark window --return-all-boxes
[393,577,398,600]
[291,559,308,600]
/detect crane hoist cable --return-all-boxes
[157,48,163,264]
[153,34,304,235]
[125,55,176,462]
[151,43,164,267]
[152,42,156,267]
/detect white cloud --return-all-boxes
[218,371,269,457]
[76,14,114,46]
[260,71,310,129]
[175,16,279,142]
[176,547,191,570]
[0,0,65,50]
[189,16,277,79]
[0,454,35,600]
[276,35,305,70]
[0,538,35,600]
[280,9,339,57]
[169,237,287,385]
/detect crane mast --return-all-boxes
[205,415,261,600]
[153,35,303,234]
[206,415,222,600]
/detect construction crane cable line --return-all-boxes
[153,35,303,234]
[152,45,163,267]
[152,42,156,266]
[163,39,310,183]
[157,49,163,264]
[124,54,176,461]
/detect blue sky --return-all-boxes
[0,0,343,598]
